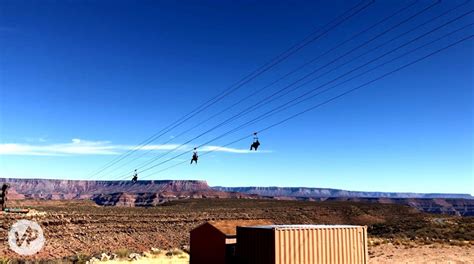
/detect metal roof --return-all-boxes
[205,219,274,236]
[241,224,364,230]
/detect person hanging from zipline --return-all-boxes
[131,169,138,183]
[190,148,198,164]
[250,132,260,151]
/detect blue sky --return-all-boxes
[0,0,472,194]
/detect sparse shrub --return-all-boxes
[393,239,403,246]
[164,249,189,259]
[69,254,90,264]
[150,247,162,255]
[348,205,365,216]
[115,248,131,259]
[167,248,184,257]
[181,245,190,253]
[429,244,439,249]
[128,253,141,261]
[423,240,433,245]
[446,239,472,247]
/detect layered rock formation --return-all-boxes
[1,178,472,215]
[212,186,473,199]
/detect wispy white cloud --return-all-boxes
[0,139,118,156]
[0,139,266,156]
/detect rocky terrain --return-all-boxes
[288,197,474,216]
[0,178,224,200]
[1,178,473,216]
[0,199,472,262]
[213,186,474,199]
[213,187,474,216]
[91,191,254,207]
[325,197,474,216]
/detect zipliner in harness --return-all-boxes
[190,148,198,164]
[132,169,138,183]
[250,132,260,151]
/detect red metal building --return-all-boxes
[190,219,273,264]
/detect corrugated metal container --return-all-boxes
[237,225,368,264]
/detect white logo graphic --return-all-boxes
[8,220,45,256]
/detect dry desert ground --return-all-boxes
[1,199,472,263]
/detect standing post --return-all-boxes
[1,184,9,211]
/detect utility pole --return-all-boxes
[0,184,9,211]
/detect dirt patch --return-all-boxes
[0,199,472,262]
[369,243,473,263]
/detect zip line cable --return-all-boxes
[142,33,474,178]
[230,22,474,139]
[118,3,467,180]
[211,12,474,140]
[258,36,474,134]
[130,14,473,179]
[86,0,374,179]
[116,1,442,180]
[115,1,445,179]
[106,1,421,178]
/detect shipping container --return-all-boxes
[237,225,368,264]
